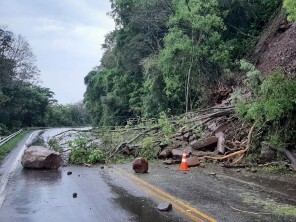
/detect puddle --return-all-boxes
[109,184,183,222]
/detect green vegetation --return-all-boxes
[0,130,28,160]
[84,0,283,126]
[257,165,289,174]
[243,193,296,216]
[68,134,105,164]
[236,61,296,150]
[0,26,91,136]
[284,0,296,21]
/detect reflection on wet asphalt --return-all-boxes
[106,176,182,222]
[0,166,184,222]
[0,129,185,222]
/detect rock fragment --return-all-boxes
[187,156,200,167]
[171,149,190,160]
[67,171,72,175]
[72,192,77,198]
[158,149,172,159]
[158,203,172,212]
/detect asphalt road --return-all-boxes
[0,129,295,222]
[0,130,187,222]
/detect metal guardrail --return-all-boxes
[0,129,23,146]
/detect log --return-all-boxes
[107,126,160,160]
[185,108,235,124]
[204,121,257,162]
[283,149,296,171]
[215,131,225,154]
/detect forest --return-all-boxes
[84,0,289,126]
[1,0,295,140]
[0,26,91,135]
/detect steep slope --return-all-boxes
[254,12,296,77]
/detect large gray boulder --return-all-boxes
[21,146,63,169]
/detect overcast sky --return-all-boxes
[0,0,114,104]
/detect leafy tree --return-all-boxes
[84,0,284,125]
[159,0,230,113]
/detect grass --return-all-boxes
[257,165,289,174]
[0,130,28,160]
[242,193,296,216]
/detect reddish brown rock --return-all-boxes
[158,149,172,159]
[21,146,62,169]
[187,156,200,167]
[132,157,148,173]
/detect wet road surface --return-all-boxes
[0,129,295,222]
[0,130,187,222]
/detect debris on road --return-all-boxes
[72,192,77,198]
[163,159,174,165]
[157,203,172,212]
[21,146,62,169]
[133,157,148,173]
[67,171,72,175]
[187,156,200,167]
[158,149,172,159]
[83,163,92,167]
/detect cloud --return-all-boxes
[0,0,114,104]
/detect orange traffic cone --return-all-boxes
[179,149,189,171]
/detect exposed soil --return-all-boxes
[255,13,296,77]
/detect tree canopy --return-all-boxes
[84,0,283,126]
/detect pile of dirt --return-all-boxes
[255,14,296,77]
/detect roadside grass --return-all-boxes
[0,130,28,160]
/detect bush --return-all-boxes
[284,0,296,21]
[139,137,160,160]
[88,149,105,163]
[70,147,88,164]
[68,134,106,164]
[236,63,296,149]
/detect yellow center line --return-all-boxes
[113,166,217,222]
[132,180,203,222]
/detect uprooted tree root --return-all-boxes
[48,105,296,169]
[203,121,257,163]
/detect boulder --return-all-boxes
[158,149,172,159]
[187,156,200,167]
[133,157,148,173]
[21,146,62,169]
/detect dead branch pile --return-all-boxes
[47,102,296,170]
